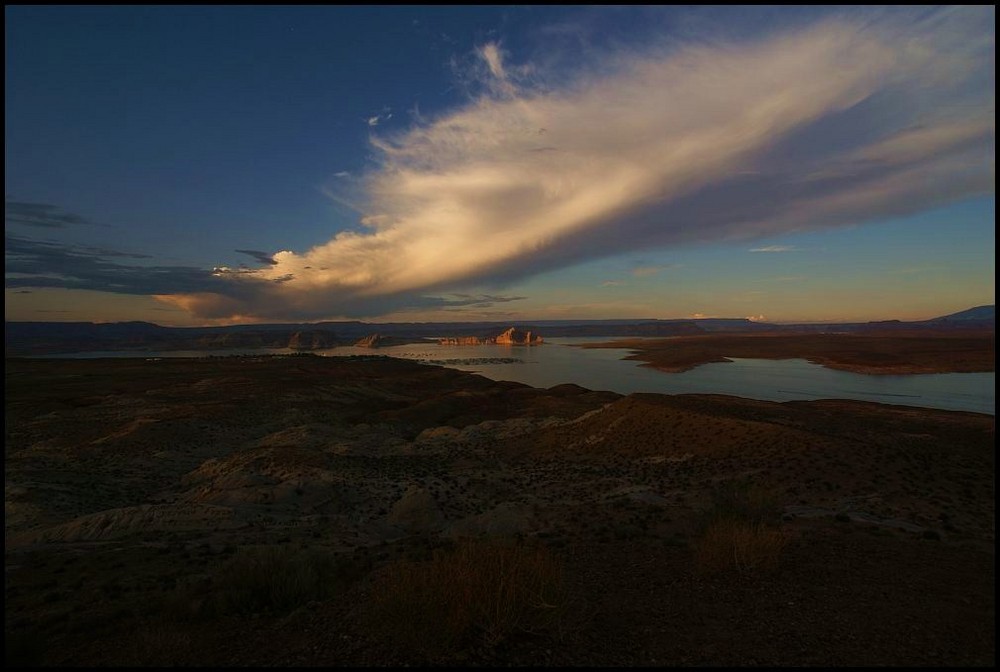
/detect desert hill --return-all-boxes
[4,355,994,666]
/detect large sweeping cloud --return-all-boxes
[162,7,994,320]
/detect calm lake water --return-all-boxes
[42,337,995,415]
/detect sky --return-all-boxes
[4,5,995,326]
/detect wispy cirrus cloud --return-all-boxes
[366,107,393,127]
[5,200,102,229]
[46,8,1000,321]
[5,235,218,295]
[749,245,800,253]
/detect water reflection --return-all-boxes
[315,338,995,415]
[39,337,994,415]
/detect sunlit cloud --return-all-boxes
[631,266,664,278]
[122,8,1000,320]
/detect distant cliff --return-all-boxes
[3,322,342,356]
[288,330,338,350]
[438,327,543,346]
[354,334,434,348]
[6,307,991,357]
[929,305,995,324]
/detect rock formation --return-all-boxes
[288,330,337,350]
[354,334,383,348]
[437,326,543,346]
[495,327,543,345]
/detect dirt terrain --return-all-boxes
[578,330,995,374]
[4,355,995,666]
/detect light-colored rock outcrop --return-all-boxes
[495,327,543,345]
[354,334,383,348]
[438,326,543,346]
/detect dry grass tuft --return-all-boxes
[210,545,364,616]
[119,623,196,667]
[364,538,567,659]
[695,518,790,577]
[707,479,783,527]
[695,479,789,577]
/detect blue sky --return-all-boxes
[5,5,995,325]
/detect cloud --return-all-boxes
[758,275,806,283]
[601,280,626,287]
[4,232,527,320]
[155,288,527,320]
[5,200,101,229]
[366,108,393,127]
[107,9,1000,320]
[749,245,799,253]
[235,249,279,265]
[5,235,220,295]
[447,293,527,307]
[631,266,663,278]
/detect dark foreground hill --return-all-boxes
[4,355,994,666]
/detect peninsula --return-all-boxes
[577,331,996,375]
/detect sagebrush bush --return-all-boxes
[364,538,566,659]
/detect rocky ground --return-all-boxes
[4,355,995,666]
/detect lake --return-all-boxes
[40,337,995,415]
